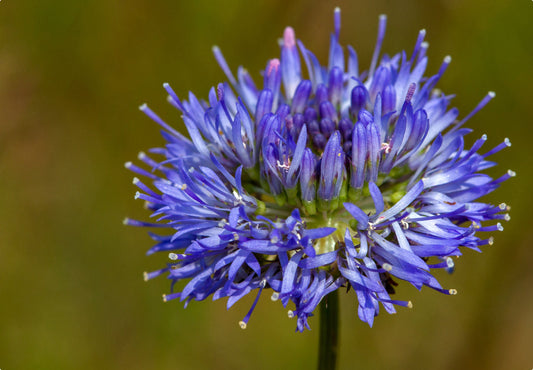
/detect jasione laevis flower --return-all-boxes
[125,8,513,332]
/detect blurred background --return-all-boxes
[0,0,531,369]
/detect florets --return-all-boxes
[126,8,513,332]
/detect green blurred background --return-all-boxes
[0,0,531,369]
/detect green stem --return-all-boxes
[318,290,339,370]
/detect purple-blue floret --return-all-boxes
[126,8,513,332]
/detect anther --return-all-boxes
[162,294,168,302]
[488,236,494,245]
[277,159,291,171]
[382,263,393,272]
[407,301,413,309]
[288,310,294,318]
[271,292,280,301]
[504,214,511,221]
[446,257,454,269]
[431,88,442,97]
[380,142,392,154]
[143,272,149,281]
[449,289,458,295]
[239,321,247,329]
[169,253,179,260]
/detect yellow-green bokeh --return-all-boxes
[0,1,531,369]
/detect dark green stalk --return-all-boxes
[318,289,339,370]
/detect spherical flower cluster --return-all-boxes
[126,9,513,332]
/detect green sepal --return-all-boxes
[274,193,287,206]
[255,200,266,215]
[348,187,362,202]
[285,186,299,206]
[303,200,317,215]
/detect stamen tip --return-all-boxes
[446,257,454,268]
[488,236,495,245]
[508,169,516,177]
[488,91,496,98]
[139,103,147,111]
[504,138,511,147]
[271,292,279,301]
[123,217,130,225]
[124,161,132,169]
[444,55,452,63]
[239,321,247,329]
[379,14,387,21]
[382,263,393,272]
[449,289,458,295]
[162,294,168,302]
[143,271,149,281]
[169,252,179,260]
[287,310,294,318]
[407,301,413,309]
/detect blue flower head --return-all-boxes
[126,8,513,332]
